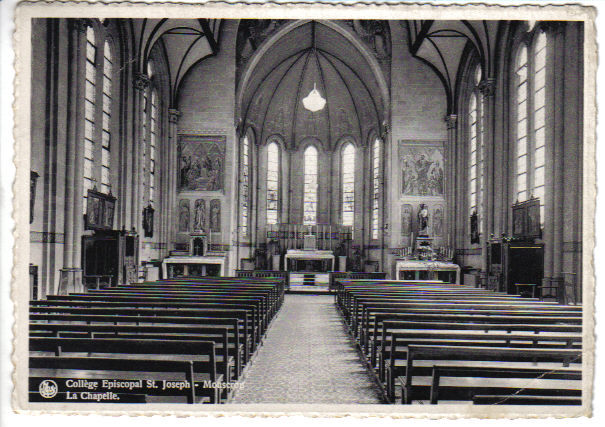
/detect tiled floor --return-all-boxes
[231,294,383,404]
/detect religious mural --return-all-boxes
[178,135,226,192]
[178,199,190,233]
[399,143,445,197]
[210,199,221,232]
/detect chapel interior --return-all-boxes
[28,18,585,405]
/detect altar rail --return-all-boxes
[330,272,387,290]
[266,224,352,251]
[236,270,289,288]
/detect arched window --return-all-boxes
[266,142,280,225]
[83,25,97,213]
[80,22,121,216]
[341,143,355,227]
[149,88,158,204]
[532,32,547,224]
[514,29,549,227]
[140,63,150,203]
[468,64,484,232]
[514,45,529,203]
[303,145,318,226]
[240,136,250,235]
[371,138,381,239]
[100,40,112,194]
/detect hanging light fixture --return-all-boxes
[303,82,326,112]
[302,21,326,113]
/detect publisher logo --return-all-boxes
[39,380,58,398]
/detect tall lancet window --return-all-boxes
[341,143,355,227]
[515,45,529,202]
[141,63,150,203]
[149,88,158,204]
[532,31,547,225]
[83,25,97,213]
[468,64,484,229]
[303,145,318,226]
[101,40,112,194]
[371,139,381,240]
[266,142,280,225]
[240,136,250,236]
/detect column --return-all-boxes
[59,19,87,295]
[131,73,150,232]
[445,114,457,249]
[166,108,181,258]
[561,22,583,303]
[541,23,560,294]
[551,23,566,301]
[479,78,496,285]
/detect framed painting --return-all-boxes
[399,141,445,197]
[178,134,226,192]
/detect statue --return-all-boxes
[178,199,190,233]
[350,247,363,272]
[210,199,221,232]
[194,199,207,232]
[418,203,429,235]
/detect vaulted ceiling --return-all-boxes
[405,20,501,114]
[130,18,222,103]
[237,20,390,150]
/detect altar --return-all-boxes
[162,255,227,278]
[395,259,461,284]
[285,249,335,272]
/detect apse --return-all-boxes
[238,21,387,149]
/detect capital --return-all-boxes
[71,18,90,34]
[168,108,181,124]
[478,78,496,97]
[541,21,566,35]
[381,120,390,139]
[445,114,458,129]
[134,73,150,91]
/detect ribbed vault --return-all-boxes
[237,20,389,150]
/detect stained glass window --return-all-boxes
[266,142,280,225]
[83,25,96,213]
[341,143,355,227]
[240,136,250,235]
[100,40,112,194]
[303,145,318,226]
[371,139,380,240]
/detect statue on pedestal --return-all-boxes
[418,203,429,236]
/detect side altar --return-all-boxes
[395,260,460,284]
[393,203,459,284]
[162,233,228,278]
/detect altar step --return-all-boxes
[288,272,331,294]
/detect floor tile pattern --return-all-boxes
[231,295,382,404]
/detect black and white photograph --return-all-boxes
[4,0,598,419]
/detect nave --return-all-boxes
[29,277,582,406]
[232,294,381,404]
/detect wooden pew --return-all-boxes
[29,337,221,403]
[365,311,581,365]
[29,357,196,403]
[72,291,269,334]
[429,365,581,404]
[398,345,581,404]
[29,323,237,383]
[37,297,260,353]
[472,395,582,405]
[382,330,582,400]
[30,312,250,364]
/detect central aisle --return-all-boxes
[231,294,383,404]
